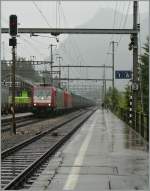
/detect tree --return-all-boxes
[16,57,41,82]
[104,87,122,111]
[139,37,149,114]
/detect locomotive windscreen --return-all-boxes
[34,88,51,98]
[33,87,52,105]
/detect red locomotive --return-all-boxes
[32,84,94,113]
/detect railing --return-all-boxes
[115,107,149,142]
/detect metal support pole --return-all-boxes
[0,0,1,118]
[56,56,63,88]
[58,59,61,87]
[2,41,5,60]
[11,46,16,134]
[50,44,53,85]
[68,64,69,91]
[112,42,115,89]
[146,115,149,142]
[103,64,106,102]
[132,1,139,114]
[49,44,56,85]
[110,41,118,89]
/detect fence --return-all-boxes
[115,107,149,142]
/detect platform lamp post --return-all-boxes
[9,15,18,134]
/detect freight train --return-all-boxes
[2,82,95,115]
[32,84,95,113]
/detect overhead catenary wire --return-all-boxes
[19,35,47,59]
[117,1,132,47]
[61,44,82,78]
[32,1,52,28]
[59,4,90,80]
[110,1,119,41]
[59,4,87,65]
[54,4,85,79]
[102,1,126,90]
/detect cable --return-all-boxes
[59,4,89,80]
[32,1,52,27]
[117,1,132,46]
[19,35,46,59]
[61,44,80,77]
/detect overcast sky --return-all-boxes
[1,1,149,60]
[1,1,149,92]
[2,1,149,27]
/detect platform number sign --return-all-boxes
[115,70,132,79]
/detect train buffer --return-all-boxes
[30,109,148,190]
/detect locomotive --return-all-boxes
[1,76,33,114]
[1,85,10,114]
[1,78,95,115]
[1,85,32,114]
[32,84,94,113]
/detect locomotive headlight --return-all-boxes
[48,104,51,106]
[34,103,36,106]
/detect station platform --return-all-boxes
[30,109,149,190]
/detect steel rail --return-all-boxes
[1,117,42,133]
[2,108,96,190]
[1,113,34,124]
[1,109,92,159]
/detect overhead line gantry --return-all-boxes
[2,28,138,35]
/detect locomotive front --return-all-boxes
[32,86,56,113]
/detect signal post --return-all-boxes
[9,15,17,134]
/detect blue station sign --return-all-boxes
[115,70,132,79]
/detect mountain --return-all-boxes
[56,8,148,92]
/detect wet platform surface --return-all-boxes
[30,110,149,190]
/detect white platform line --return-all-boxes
[63,114,97,190]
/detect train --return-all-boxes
[32,84,95,113]
[1,85,10,114]
[1,76,33,115]
[1,85,32,114]
[1,82,95,115]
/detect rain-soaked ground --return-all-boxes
[30,109,149,191]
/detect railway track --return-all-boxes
[2,113,33,125]
[2,111,77,133]
[1,108,96,190]
[1,116,43,133]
